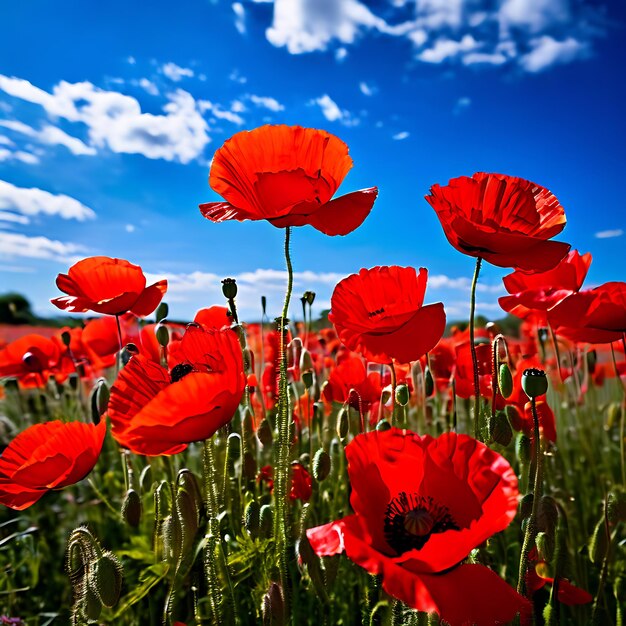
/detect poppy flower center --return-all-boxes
[170,363,194,383]
[384,492,459,554]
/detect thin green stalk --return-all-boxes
[273,225,294,618]
[611,341,626,486]
[469,256,483,440]
[517,396,544,598]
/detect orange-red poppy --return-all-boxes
[107,324,245,455]
[0,420,106,510]
[51,256,167,316]
[0,333,62,386]
[306,429,529,625]
[199,125,378,236]
[426,173,570,271]
[330,266,446,364]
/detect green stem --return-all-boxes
[517,396,544,598]
[611,340,626,486]
[273,226,294,618]
[389,361,399,426]
[469,256,483,440]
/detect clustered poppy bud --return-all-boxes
[376,419,391,432]
[262,582,285,626]
[336,407,350,441]
[221,278,238,300]
[522,368,548,399]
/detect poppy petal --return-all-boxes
[131,280,169,317]
[306,187,379,236]
[199,201,253,223]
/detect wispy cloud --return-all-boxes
[312,94,358,126]
[595,229,623,239]
[161,62,194,82]
[0,119,96,156]
[0,180,96,223]
[0,231,87,263]
[248,94,285,112]
[233,2,246,35]
[392,131,409,140]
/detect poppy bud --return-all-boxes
[243,348,254,373]
[535,531,554,562]
[90,378,109,425]
[395,384,410,406]
[245,500,260,538]
[155,323,169,347]
[227,432,242,461]
[522,368,548,399]
[300,348,313,372]
[505,404,524,432]
[221,278,238,300]
[376,419,391,432]
[262,582,285,626]
[22,351,42,372]
[498,363,513,398]
[304,290,316,306]
[139,464,153,494]
[84,583,103,621]
[424,367,434,397]
[586,349,597,373]
[175,479,200,554]
[120,343,138,366]
[259,504,273,538]
[242,451,257,482]
[607,489,626,524]
[3,377,19,392]
[299,453,310,467]
[520,493,534,520]
[381,386,392,406]
[155,301,168,322]
[312,449,331,482]
[538,495,559,533]
[302,370,314,389]
[607,402,621,429]
[336,407,350,441]
[67,372,79,391]
[121,489,142,528]
[261,296,267,316]
[61,330,72,347]
[589,517,608,565]
[516,433,532,465]
[92,551,123,608]
[489,410,513,447]
[257,419,273,448]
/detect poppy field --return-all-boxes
[0,124,624,626]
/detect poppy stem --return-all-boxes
[517,396,543,597]
[469,256,483,440]
[389,361,398,426]
[610,341,626,486]
[274,226,294,619]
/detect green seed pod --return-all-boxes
[336,406,350,440]
[395,384,410,407]
[257,418,273,447]
[522,368,548,399]
[92,551,123,608]
[607,489,626,523]
[155,301,168,322]
[520,493,534,520]
[312,449,331,482]
[376,419,392,432]
[589,518,608,565]
[84,582,103,621]
[222,277,238,299]
[516,433,532,465]
[259,504,273,538]
[304,290,316,306]
[121,489,142,528]
[498,363,513,398]
[424,367,434,397]
[490,411,513,447]
[155,323,169,347]
[244,500,261,538]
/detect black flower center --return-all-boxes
[368,307,385,318]
[384,492,459,554]
[170,363,194,383]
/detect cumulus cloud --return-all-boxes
[312,94,358,126]
[249,94,285,112]
[0,231,87,263]
[0,119,96,156]
[251,0,603,72]
[199,100,245,125]
[0,180,96,224]
[161,62,195,82]
[0,75,210,163]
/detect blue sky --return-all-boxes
[0,0,624,323]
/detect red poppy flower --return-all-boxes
[0,420,106,510]
[426,173,570,272]
[199,125,378,236]
[107,324,245,456]
[454,340,504,407]
[0,333,62,386]
[323,355,382,411]
[51,256,167,316]
[306,429,528,625]
[329,266,446,364]
[258,462,312,502]
[194,306,232,329]
[499,250,591,320]
[547,281,626,344]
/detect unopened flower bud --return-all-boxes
[61,330,72,347]
[300,348,313,372]
[257,418,273,448]
[67,372,79,391]
[516,433,532,465]
[261,296,267,316]
[259,504,273,538]
[84,583,103,621]
[395,384,410,406]
[522,368,548,399]
[121,489,142,528]
[139,464,153,494]
[520,493,534,519]
[498,363,513,398]
[155,323,169,347]
[538,495,559,532]
[304,290,316,306]
[262,582,285,626]
[302,370,314,389]
[607,489,626,523]
[489,410,513,447]
[155,301,168,322]
[244,500,261,538]
[221,277,238,299]
[312,449,331,482]
[589,517,608,565]
[90,378,109,425]
[92,551,123,608]
[376,419,391,432]
[336,406,350,440]
[535,531,554,562]
[424,367,434,397]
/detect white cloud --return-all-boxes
[428,274,504,294]
[0,75,210,164]
[233,2,246,34]
[229,69,248,84]
[0,180,96,223]
[392,131,409,140]
[0,231,87,263]
[253,0,603,73]
[161,62,194,82]
[249,94,285,112]
[138,78,159,96]
[359,81,376,96]
[0,119,96,156]
[199,100,245,125]
[125,223,136,233]
[595,229,623,239]
[312,94,358,126]
[519,36,587,72]
[0,147,40,165]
